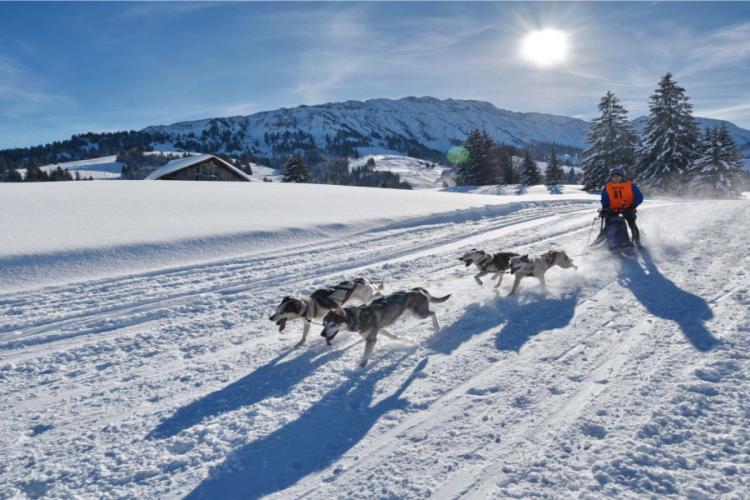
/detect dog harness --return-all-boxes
[479,253,495,269]
[546,251,556,266]
[304,299,317,322]
[605,182,636,211]
[333,282,358,305]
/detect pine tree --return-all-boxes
[457,129,496,185]
[1,167,23,182]
[637,73,700,192]
[580,91,638,191]
[566,166,577,184]
[688,124,744,198]
[24,165,49,182]
[476,132,502,185]
[519,149,542,186]
[282,155,312,183]
[544,149,565,186]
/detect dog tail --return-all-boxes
[426,291,451,303]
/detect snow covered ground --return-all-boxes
[350,155,451,190]
[0,182,595,291]
[1,182,748,499]
[17,156,124,180]
[247,164,282,182]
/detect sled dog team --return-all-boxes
[270,249,577,368]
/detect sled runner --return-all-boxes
[590,212,637,256]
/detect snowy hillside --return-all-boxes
[247,164,282,182]
[7,98,750,171]
[142,97,750,162]
[1,182,749,499]
[18,155,123,180]
[349,155,452,189]
[144,97,593,159]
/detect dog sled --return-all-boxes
[589,211,638,257]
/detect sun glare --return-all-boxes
[520,29,569,67]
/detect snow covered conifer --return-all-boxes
[688,124,745,198]
[544,149,565,186]
[580,91,637,191]
[519,149,542,186]
[637,73,699,192]
[283,154,312,183]
[457,129,497,185]
[566,166,577,184]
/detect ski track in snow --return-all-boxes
[1,198,749,499]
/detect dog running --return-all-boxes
[320,287,451,368]
[269,278,383,348]
[508,250,578,295]
[459,249,520,287]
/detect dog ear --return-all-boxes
[283,296,290,301]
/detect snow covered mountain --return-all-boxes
[5,97,750,170]
[144,97,750,164]
[144,97,593,162]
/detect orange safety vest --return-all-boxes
[606,182,635,211]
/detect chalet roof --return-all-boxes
[145,154,251,181]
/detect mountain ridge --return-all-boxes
[3,97,749,168]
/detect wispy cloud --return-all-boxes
[695,102,750,122]
[114,2,223,22]
[685,21,750,75]
[0,54,73,117]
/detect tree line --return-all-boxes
[581,73,746,198]
[452,130,577,189]
[282,155,412,190]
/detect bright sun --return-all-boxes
[521,29,569,67]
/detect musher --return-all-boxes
[599,167,644,248]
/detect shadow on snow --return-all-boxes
[618,248,718,351]
[185,355,427,499]
[147,345,352,440]
[426,290,579,354]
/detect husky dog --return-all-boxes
[508,250,578,295]
[269,278,383,348]
[320,287,451,368]
[459,249,521,287]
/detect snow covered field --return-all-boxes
[0,182,595,291]
[1,182,749,499]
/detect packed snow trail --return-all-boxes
[1,193,748,499]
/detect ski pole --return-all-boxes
[585,216,599,246]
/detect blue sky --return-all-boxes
[1,1,749,148]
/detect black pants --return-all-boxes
[621,210,640,245]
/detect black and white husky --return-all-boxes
[508,250,578,295]
[320,287,451,368]
[459,249,520,287]
[269,278,383,348]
